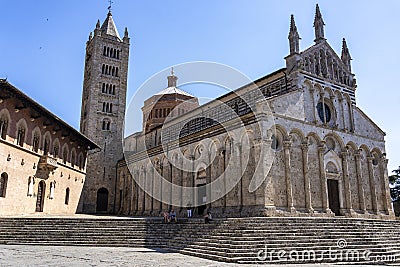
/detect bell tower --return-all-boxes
[79,10,130,213]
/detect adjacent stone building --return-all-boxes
[116,5,394,219]
[0,80,98,215]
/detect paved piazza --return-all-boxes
[0,245,382,267]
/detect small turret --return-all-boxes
[313,4,326,43]
[341,38,352,72]
[123,27,130,44]
[288,15,301,54]
[94,19,101,36]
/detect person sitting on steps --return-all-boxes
[163,210,170,223]
[169,209,177,223]
[204,209,212,223]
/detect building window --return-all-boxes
[49,182,55,199]
[0,172,8,198]
[65,188,70,205]
[63,148,68,164]
[0,117,8,140]
[317,102,332,123]
[32,133,40,152]
[17,127,25,147]
[53,143,59,158]
[102,119,111,131]
[71,151,76,168]
[43,136,50,155]
[271,134,280,150]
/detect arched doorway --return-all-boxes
[35,181,46,212]
[327,179,340,216]
[96,188,109,213]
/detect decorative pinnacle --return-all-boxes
[341,38,351,58]
[171,67,174,76]
[313,4,326,43]
[314,4,324,26]
[96,19,100,29]
[288,14,300,54]
[124,27,129,37]
[290,15,297,33]
[341,38,352,71]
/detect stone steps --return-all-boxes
[0,217,399,264]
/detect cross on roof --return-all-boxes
[108,0,113,12]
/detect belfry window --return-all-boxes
[102,119,111,131]
[32,133,40,152]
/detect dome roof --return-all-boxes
[155,86,194,97]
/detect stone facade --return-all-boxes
[0,80,98,215]
[79,11,130,213]
[115,5,394,219]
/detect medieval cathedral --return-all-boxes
[0,5,394,219]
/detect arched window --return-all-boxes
[0,114,8,140]
[53,141,59,158]
[117,50,120,59]
[115,67,119,77]
[65,188,70,205]
[102,102,106,112]
[16,126,25,147]
[32,132,40,152]
[109,103,113,113]
[0,172,8,198]
[102,119,111,131]
[62,146,68,164]
[102,64,105,74]
[112,85,115,95]
[103,46,106,56]
[78,154,83,169]
[43,135,50,155]
[112,67,115,76]
[49,182,55,199]
[102,83,105,93]
[106,47,110,57]
[71,150,76,167]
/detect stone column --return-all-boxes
[380,154,394,216]
[354,151,366,213]
[339,96,345,130]
[340,149,353,215]
[321,93,327,124]
[130,174,135,215]
[301,141,313,213]
[367,156,378,214]
[318,142,330,213]
[283,140,295,212]
[310,85,317,124]
[234,141,243,211]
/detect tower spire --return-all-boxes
[341,38,352,72]
[313,4,326,43]
[288,14,301,54]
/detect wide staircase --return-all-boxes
[0,216,399,265]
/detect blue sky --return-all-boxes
[1,1,399,173]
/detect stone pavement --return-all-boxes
[0,245,382,267]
